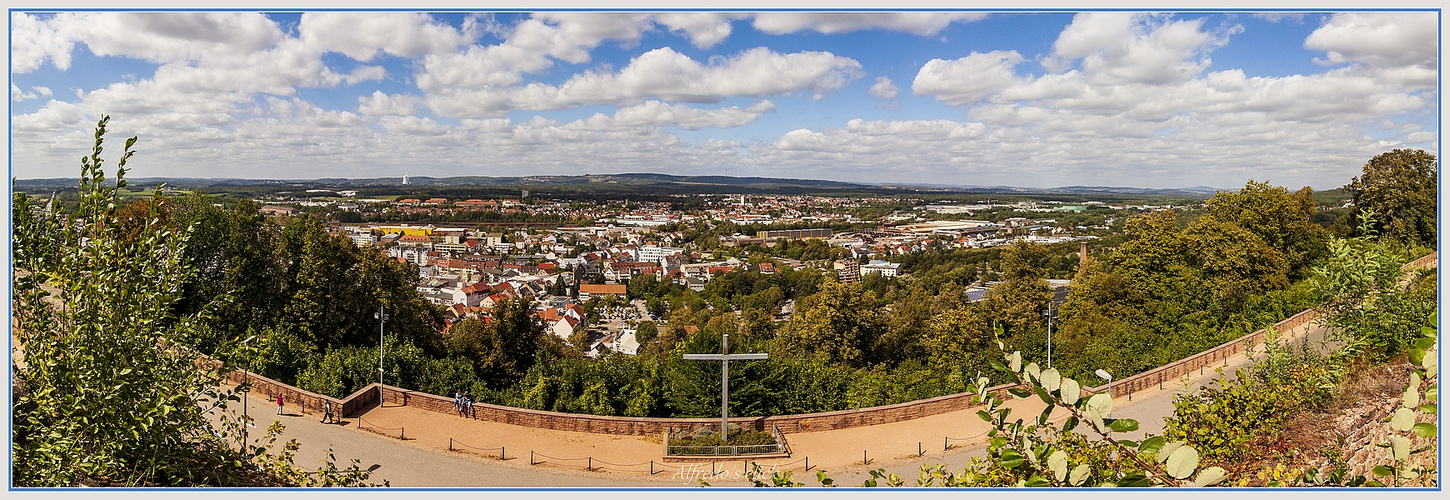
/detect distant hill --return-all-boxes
[13,173,1224,200]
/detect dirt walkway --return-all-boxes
[315,318,1325,486]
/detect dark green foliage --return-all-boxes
[1204,181,1329,280]
[777,281,886,367]
[1344,149,1437,247]
[635,321,659,344]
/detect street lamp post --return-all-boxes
[1095,369,1113,399]
[375,307,389,390]
[241,335,256,446]
[1043,301,1055,368]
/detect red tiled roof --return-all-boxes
[535,309,562,322]
[579,284,627,295]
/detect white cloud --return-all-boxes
[603,100,775,130]
[8,12,1438,188]
[52,12,283,65]
[358,91,420,115]
[416,13,655,93]
[654,13,745,49]
[12,84,36,101]
[751,12,987,35]
[868,76,899,99]
[1304,12,1437,89]
[1044,13,1233,86]
[528,13,656,62]
[429,46,862,117]
[912,51,1025,105]
[298,12,472,61]
[378,115,449,136]
[11,13,79,73]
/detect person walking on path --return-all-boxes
[276,393,285,415]
[322,401,335,424]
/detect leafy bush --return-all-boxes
[11,116,380,487]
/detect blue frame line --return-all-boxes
[5,6,1444,492]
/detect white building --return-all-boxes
[860,260,901,278]
[348,231,376,246]
[612,328,640,355]
[639,245,684,265]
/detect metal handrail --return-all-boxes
[665,443,782,456]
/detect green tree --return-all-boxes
[1310,219,1432,358]
[450,298,547,387]
[777,281,885,367]
[875,285,935,365]
[568,326,591,351]
[168,191,232,321]
[1205,180,1329,279]
[249,326,316,385]
[1344,149,1438,247]
[985,241,1052,334]
[12,117,377,487]
[635,321,659,344]
[13,118,241,486]
[220,199,286,342]
[1181,215,1288,307]
[575,382,614,415]
[923,308,990,370]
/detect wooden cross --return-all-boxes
[682,333,767,442]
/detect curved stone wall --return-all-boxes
[212,253,1435,436]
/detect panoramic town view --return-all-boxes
[7,10,1441,491]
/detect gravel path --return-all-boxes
[215,318,1327,487]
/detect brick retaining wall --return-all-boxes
[222,370,346,417]
[202,252,1435,436]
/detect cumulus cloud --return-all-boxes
[868,76,899,99]
[1043,13,1235,85]
[750,12,1436,186]
[12,13,79,73]
[429,46,862,117]
[7,11,1439,187]
[41,12,283,66]
[298,12,472,61]
[601,100,775,130]
[417,13,654,92]
[12,84,40,101]
[654,13,745,49]
[752,12,987,35]
[358,91,420,115]
[912,51,1025,105]
[1304,12,1437,88]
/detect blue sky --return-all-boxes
[9,11,1440,189]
